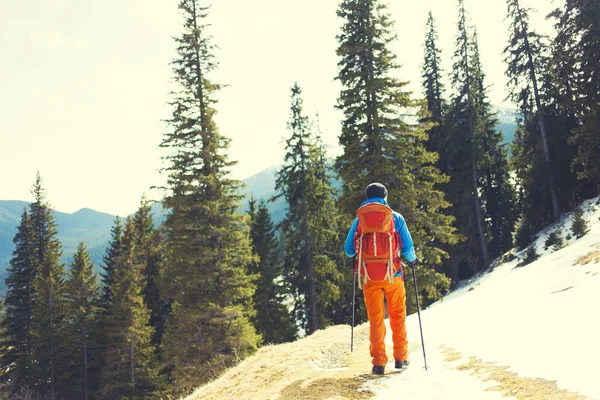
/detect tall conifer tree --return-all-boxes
[158,0,258,392]
[560,0,600,185]
[276,83,319,334]
[100,217,122,308]
[335,0,456,304]
[63,242,101,400]
[306,132,345,329]
[504,0,561,220]
[247,200,296,344]
[28,173,67,399]
[100,218,157,399]
[133,198,165,347]
[445,0,490,272]
[470,30,518,258]
[422,11,447,161]
[0,209,37,390]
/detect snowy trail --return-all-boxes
[369,198,600,400]
[367,342,507,400]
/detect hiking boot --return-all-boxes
[372,365,385,375]
[395,360,409,369]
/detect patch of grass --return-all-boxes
[440,345,462,362]
[456,356,586,400]
[278,377,373,400]
[188,323,376,400]
[574,250,600,266]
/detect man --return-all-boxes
[344,182,418,375]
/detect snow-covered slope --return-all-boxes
[375,197,600,399]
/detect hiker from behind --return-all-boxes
[344,183,418,375]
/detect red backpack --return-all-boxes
[354,202,403,288]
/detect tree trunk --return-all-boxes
[50,281,56,400]
[83,314,88,400]
[130,331,135,397]
[301,191,317,334]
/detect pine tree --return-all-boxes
[470,29,518,258]
[542,5,594,206]
[276,83,319,334]
[444,0,489,273]
[100,218,157,399]
[133,198,154,251]
[132,198,169,348]
[0,209,37,391]
[335,0,455,307]
[63,242,102,400]
[504,0,561,220]
[308,131,346,329]
[100,217,122,308]
[505,0,591,233]
[560,0,600,185]
[24,174,68,399]
[571,210,589,238]
[247,200,296,344]
[158,0,258,392]
[421,10,447,162]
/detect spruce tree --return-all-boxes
[158,0,258,392]
[100,218,157,399]
[247,200,296,344]
[543,6,592,206]
[421,10,447,162]
[470,30,518,258]
[276,83,318,334]
[445,0,489,272]
[0,209,36,390]
[28,173,67,399]
[63,241,101,400]
[335,0,455,306]
[571,210,589,238]
[133,198,168,348]
[308,131,346,329]
[100,217,122,308]
[276,83,345,333]
[560,0,600,185]
[504,0,561,220]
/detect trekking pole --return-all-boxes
[351,256,356,352]
[410,262,428,370]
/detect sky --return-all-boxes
[0,0,556,216]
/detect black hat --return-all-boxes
[365,183,388,199]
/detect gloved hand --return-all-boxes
[407,258,419,269]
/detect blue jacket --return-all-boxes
[344,197,416,276]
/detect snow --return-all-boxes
[372,197,600,399]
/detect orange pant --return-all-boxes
[363,276,407,366]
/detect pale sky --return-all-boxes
[0,0,556,216]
